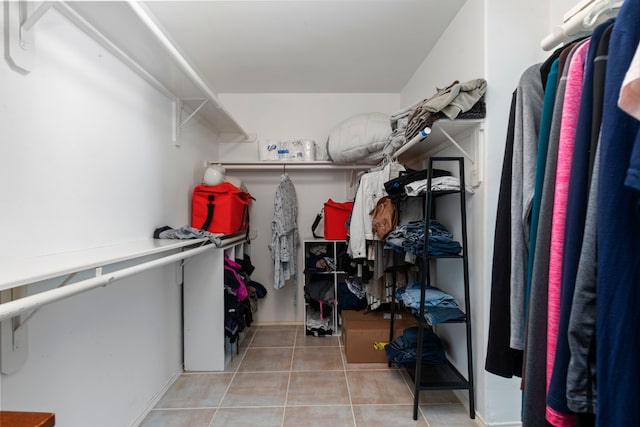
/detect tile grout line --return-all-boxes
[281,325,299,427]
[400,367,431,425]
[339,335,358,426]
[207,329,256,427]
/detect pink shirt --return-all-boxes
[546,39,590,427]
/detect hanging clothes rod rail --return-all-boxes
[0,242,215,323]
[215,161,371,171]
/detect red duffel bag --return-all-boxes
[191,182,252,234]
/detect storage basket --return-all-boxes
[191,182,252,234]
[323,199,353,240]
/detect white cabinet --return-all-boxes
[183,240,247,371]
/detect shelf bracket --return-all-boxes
[173,98,209,146]
[439,128,474,164]
[5,272,78,374]
[7,1,56,72]
[435,122,484,188]
[0,273,76,375]
[13,273,78,338]
[0,286,29,375]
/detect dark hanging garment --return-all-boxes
[485,90,523,378]
[588,23,614,179]
[566,144,601,415]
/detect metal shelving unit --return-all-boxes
[390,157,475,420]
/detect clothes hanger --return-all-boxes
[583,0,622,27]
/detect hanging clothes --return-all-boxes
[523,40,582,427]
[485,91,523,378]
[509,63,543,352]
[547,18,614,426]
[525,58,559,329]
[545,38,590,427]
[595,0,640,425]
[348,160,405,260]
[268,174,299,300]
[566,144,601,416]
[487,2,640,425]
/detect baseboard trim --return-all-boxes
[475,412,522,427]
[253,321,303,327]
[129,364,184,427]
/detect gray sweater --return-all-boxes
[509,63,543,350]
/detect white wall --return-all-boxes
[217,93,400,323]
[218,93,401,162]
[1,6,217,425]
[481,0,551,424]
[401,0,486,107]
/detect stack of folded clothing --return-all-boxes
[384,219,461,257]
[428,220,462,256]
[396,281,466,325]
[381,78,487,160]
[385,326,447,367]
[381,102,419,158]
[404,175,475,195]
[405,79,487,142]
[384,219,425,255]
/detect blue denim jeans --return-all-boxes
[385,219,461,255]
[397,282,460,308]
[385,326,447,367]
[396,282,465,325]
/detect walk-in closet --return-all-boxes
[1,1,638,426]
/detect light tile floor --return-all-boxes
[139,325,481,427]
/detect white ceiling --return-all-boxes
[143,0,467,94]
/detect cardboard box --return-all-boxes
[341,310,417,363]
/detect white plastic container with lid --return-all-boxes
[276,140,291,161]
[301,139,315,161]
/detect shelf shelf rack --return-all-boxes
[389,157,475,420]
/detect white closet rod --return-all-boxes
[0,242,214,323]
[216,162,371,171]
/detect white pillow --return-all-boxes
[326,112,391,163]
